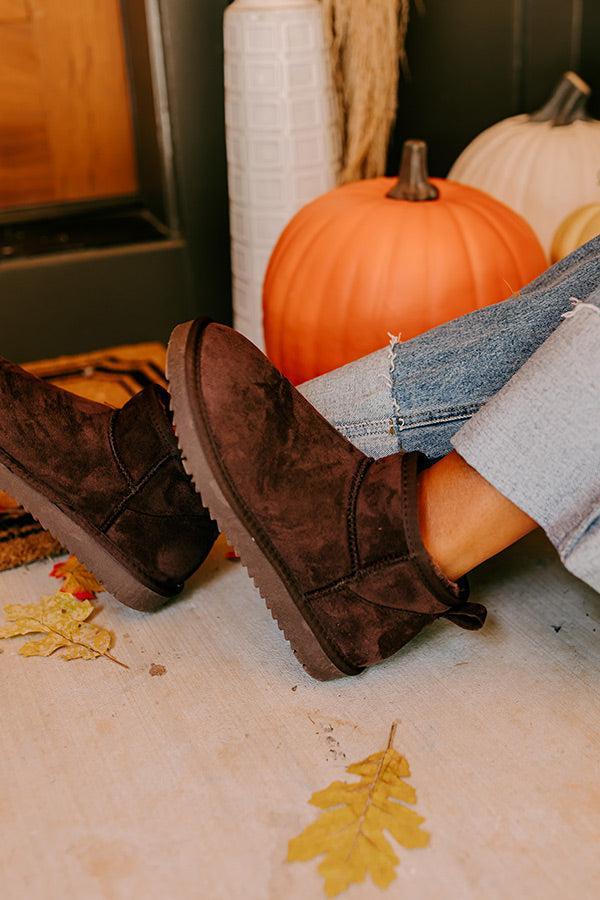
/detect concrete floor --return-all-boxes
[1,531,598,900]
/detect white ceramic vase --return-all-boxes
[224,0,340,348]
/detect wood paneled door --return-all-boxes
[0,0,138,211]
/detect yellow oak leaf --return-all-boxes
[0,592,126,667]
[288,722,429,896]
[50,555,104,599]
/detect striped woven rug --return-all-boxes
[0,342,166,571]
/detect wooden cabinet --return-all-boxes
[0,0,137,210]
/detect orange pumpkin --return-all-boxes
[264,140,547,384]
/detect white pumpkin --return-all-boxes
[449,72,600,254]
[551,203,600,262]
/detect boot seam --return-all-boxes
[346,457,372,573]
[305,554,460,611]
[109,392,176,488]
[305,550,414,598]
[100,451,178,533]
[120,506,210,520]
[148,389,179,448]
[342,583,437,618]
[108,410,135,491]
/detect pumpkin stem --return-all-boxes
[386,140,439,201]
[529,71,591,126]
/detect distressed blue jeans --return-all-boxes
[300,236,600,593]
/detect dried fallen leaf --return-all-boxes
[50,555,104,599]
[0,592,126,667]
[288,722,429,896]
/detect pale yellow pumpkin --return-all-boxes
[551,203,600,262]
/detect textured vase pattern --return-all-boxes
[224,0,340,348]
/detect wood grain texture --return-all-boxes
[0,531,598,898]
[0,0,29,23]
[0,22,54,206]
[30,0,137,202]
[0,1,137,210]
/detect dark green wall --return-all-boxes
[390,0,600,176]
[159,0,232,324]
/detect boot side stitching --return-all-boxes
[120,505,212,521]
[109,389,176,489]
[305,550,413,598]
[401,454,417,552]
[346,457,372,574]
[99,451,179,533]
[401,454,433,587]
[108,410,135,491]
[306,456,422,600]
[147,390,178,447]
[343,584,437,618]
[305,552,459,606]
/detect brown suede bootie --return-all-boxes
[0,357,218,610]
[167,319,487,680]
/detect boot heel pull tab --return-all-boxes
[443,602,487,631]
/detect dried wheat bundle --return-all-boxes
[322,0,411,183]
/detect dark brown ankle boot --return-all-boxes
[167,319,486,680]
[0,358,218,610]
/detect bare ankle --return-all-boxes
[417,464,468,580]
[417,452,537,581]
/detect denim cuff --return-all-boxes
[299,346,400,458]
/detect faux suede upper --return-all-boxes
[195,323,486,671]
[0,358,217,593]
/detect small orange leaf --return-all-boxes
[50,556,104,600]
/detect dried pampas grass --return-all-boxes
[322,0,411,183]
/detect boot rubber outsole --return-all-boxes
[166,319,362,681]
[0,455,174,612]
